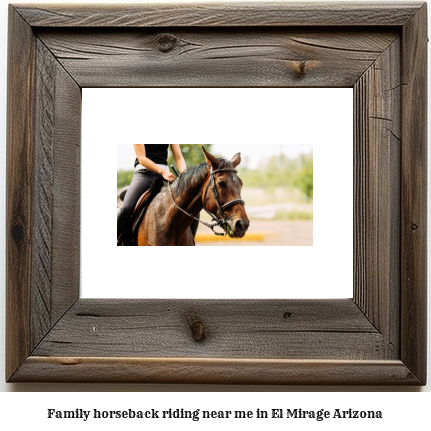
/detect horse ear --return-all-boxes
[202,146,220,170]
[231,152,241,168]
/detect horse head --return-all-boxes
[202,147,250,238]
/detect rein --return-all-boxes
[167,166,245,236]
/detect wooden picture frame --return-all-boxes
[6,2,427,385]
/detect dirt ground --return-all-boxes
[195,219,313,246]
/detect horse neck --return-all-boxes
[171,165,210,218]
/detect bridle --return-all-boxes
[167,165,245,236]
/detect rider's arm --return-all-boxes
[170,144,187,173]
[134,144,175,181]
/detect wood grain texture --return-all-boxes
[7,11,82,382]
[15,2,423,27]
[6,7,37,381]
[32,299,384,360]
[31,39,81,352]
[12,358,421,385]
[353,38,401,359]
[32,40,57,347]
[50,52,81,324]
[37,29,398,88]
[400,3,428,384]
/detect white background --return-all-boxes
[0,0,429,420]
[81,87,353,299]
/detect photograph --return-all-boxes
[116,143,313,247]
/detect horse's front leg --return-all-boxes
[137,212,170,246]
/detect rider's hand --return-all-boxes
[161,170,176,182]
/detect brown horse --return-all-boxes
[119,147,249,246]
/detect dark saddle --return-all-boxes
[117,175,164,246]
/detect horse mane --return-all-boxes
[168,158,233,197]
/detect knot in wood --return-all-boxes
[11,222,25,245]
[411,223,418,231]
[186,315,206,342]
[294,61,307,78]
[157,34,178,53]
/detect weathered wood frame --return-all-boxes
[6,3,427,385]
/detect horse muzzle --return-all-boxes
[226,216,250,239]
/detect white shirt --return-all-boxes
[135,163,169,173]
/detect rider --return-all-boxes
[117,144,186,244]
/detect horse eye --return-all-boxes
[218,181,226,188]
